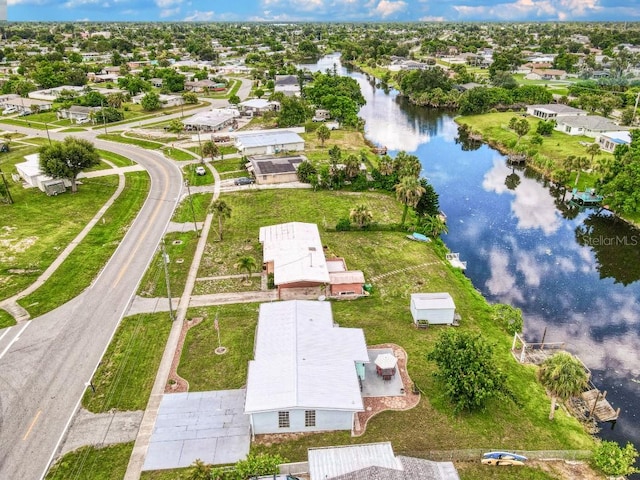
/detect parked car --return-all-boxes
[195,166,206,176]
[18,110,31,117]
[0,143,9,153]
[481,452,527,466]
[234,176,255,185]
[2,107,16,115]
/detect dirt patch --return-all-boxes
[528,460,604,480]
[165,316,205,393]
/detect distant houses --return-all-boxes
[182,108,239,132]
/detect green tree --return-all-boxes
[182,92,198,104]
[296,160,317,184]
[395,176,425,226]
[565,155,591,187]
[228,94,240,105]
[210,199,231,241]
[585,143,601,166]
[491,303,523,335]
[394,151,422,179]
[592,441,640,477]
[513,118,530,145]
[278,96,309,127]
[349,204,373,229]
[235,256,257,283]
[316,124,330,147]
[418,213,448,238]
[38,137,100,193]
[202,140,220,162]
[428,330,509,412]
[107,92,126,109]
[378,155,394,176]
[414,178,440,217]
[254,88,265,99]
[166,119,184,137]
[188,459,211,480]
[538,352,588,420]
[344,154,360,179]
[508,116,519,130]
[140,91,162,111]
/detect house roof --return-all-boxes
[326,457,460,480]
[244,300,369,414]
[16,154,42,178]
[68,105,98,114]
[309,443,400,480]
[411,293,455,310]
[600,131,631,144]
[330,271,365,285]
[239,98,273,109]
[558,115,627,132]
[236,131,304,149]
[259,222,330,285]
[249,155,304,175]
[275,74,299,86]
[529,104,585,115]
[183,108,238,128]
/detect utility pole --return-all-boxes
[160,240,175,321]
[632,91,640,126]
[44,122,51,146]
[0,169,14,204]
[100,99,108,134]
[184,179,199,237]
[197,126,203,163]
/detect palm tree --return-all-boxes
[202,140,220,162]
[395,176,425,226]
[107,92,126,109]
[316,124,330,146]
[210,200,231,241]
[395,151,422,179]
[344,154,360,179]
[420,214,448,238]
[188,459,211,480]
[585,143,601,166]
[538,352,589,420]
[378,155,394,175]
[570,155,591,187]
[235,256,257,283]
[350,204,373,229]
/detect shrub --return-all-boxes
[592,441,639,476]
[335,218,351,231]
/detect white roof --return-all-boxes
[16,154,42,177]
[236,131,304,149]
[329,271,365,285]
[411,293,455,310]
[259,222,330,285]
[308,443,400,480]
[239,98,272,109]
[601,130,631,143]
[184,108,238,128]
[244,300,369,414]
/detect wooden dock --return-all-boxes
[582,388,620,422]
[507,153,527,164]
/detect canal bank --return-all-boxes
[302,53,640,452]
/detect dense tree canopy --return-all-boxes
[38,137,100,193]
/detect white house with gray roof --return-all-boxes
[554,115,629,138]
[526,104,587,120]
[235,130,304,155]
[244,300,369,436]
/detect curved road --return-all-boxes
[0,130,184,479]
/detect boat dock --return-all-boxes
[569,187,603,206]
[446,253,467,271]
[511,333,619,424]
[507,153,527,165]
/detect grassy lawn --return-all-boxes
[301,128,379,167]
[177,188,595,464]
[183,163,214,186]
[210,157,244,173]
[18,172,150,317]
[163,146,195,162]
[82,313,173,412]
[0,309,15,328]
[97,149,136,168]
[192,275,261,295]
[0,146,119,301]
[455,462,561,479]
[179,303,260,391]
[173,192,212,223]
[140,468,192,480]
[97,133,163,150]
[45,442,134,480]
[137,231,199,298]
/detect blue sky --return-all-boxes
[6,0,640,22]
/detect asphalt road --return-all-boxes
[0,131,183,480]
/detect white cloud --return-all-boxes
[420,15,445,21]
[159,7,179,17]
[454,0,600,20]
[373,0,407,18]
[184,9,215,21]
[485,248,525,302]
[155,0,182,7]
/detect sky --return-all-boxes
[5,0,640,23]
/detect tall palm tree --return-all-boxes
[564,155,591,187]
[349,204,373,229]
[210,200,232,241]
[538,352,589,420]
[202,140,220,162]
[395,151,422,179]
[344,154,360,179]
[378,155,394,176]
[395,176,426,226]
[585,143,601,167]
[420,214,448,238]
[107,92,126,109]
[235,256,257,283]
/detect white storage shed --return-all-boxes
[410,293,456,326]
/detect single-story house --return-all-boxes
[183,108,239,132]
[525,68,567,80]
[259,222,330,299]
[526,104,587,120]
[15,154,70,194]
[238,98,280,116]
[247,154,304,185]
[410,293,456,326]
[184,79,225,92]
[274,74,301,97]
[0,94,21,105]
[555,115,628,138]
[308,442,460,480]
[244,300,369,436]
[131,93,184,108]
[597,131,631,153]
[235,130,304,156]
[57,105,101,123]
[312,109,331,122]
[2,97,52,114]
[29,86,85,101]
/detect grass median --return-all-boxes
[46,442,134,480]
[18,171,150,317]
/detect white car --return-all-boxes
[2,107,17,115]
[195,166,206,176]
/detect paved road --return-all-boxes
[0,131,183,480]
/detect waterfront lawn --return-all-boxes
[137,230,199,298]
[18,172,150,317]
[0,146,117,301]
[82,313,172,412]
[301,129,379,166]
[45,442,134,480]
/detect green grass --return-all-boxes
[179,303,260,391]
[137,231,199,298]
[45,442,134,480]
[140,468,192,480]
[59,127,88,133]
[0,146,120,301]
[219,145,238,155]
[97,149,136,168]
[301,128,379,167]
[210,157,244,173]
[0,308,15,328]
[456,462,561,480]
[183,163,214,186]
[97,133,163,150]
[163,146,196,161]
[192,275,261,295]
[82,313,173,412]
[18,172,150,317]
[173,192,212,223]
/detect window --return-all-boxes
[278,411,290,428]
[305,410,316,427]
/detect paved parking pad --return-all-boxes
[142,389,250,470]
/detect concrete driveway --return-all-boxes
[142,389,250,471]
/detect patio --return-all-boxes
[361,348,405,397]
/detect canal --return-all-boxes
[302,53,640,449]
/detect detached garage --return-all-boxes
[410,293,456,326]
